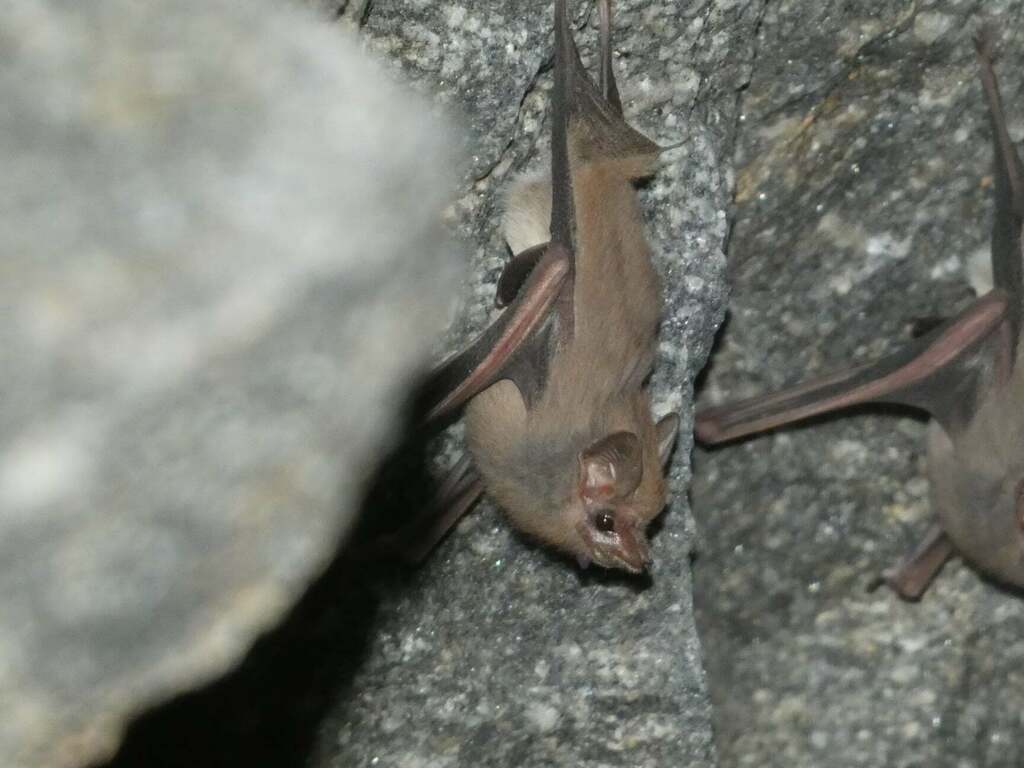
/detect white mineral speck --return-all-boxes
[929,254,961,281]
[913,12,952,45]
[901,721,922,739]
[867,232,912,259]
[446,6,466,28]
[525,701,559,733]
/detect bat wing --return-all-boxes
[597,0,623,115]
[376,454,485,564]
[424,0,672,428]
[495,243,546,309]
[977,33,1024,346]
[421,246,570,426]
[554,0,659,178]
[424,0,659,427]
[500,0,658,307]
[695,290,1009,443]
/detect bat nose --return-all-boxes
[615,524,651,572]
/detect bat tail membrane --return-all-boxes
[695,291,1009,444]
[554,0,659,177]
[976,30,1024,344]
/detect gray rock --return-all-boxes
[312,1,765,766]
[693,2,1024,767]
[0,2,456,767]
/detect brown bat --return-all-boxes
[385,0,680,573]
[695,35,1024,600]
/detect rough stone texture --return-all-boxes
[311,2,764,766]
[0,2,455,767]
[693,2,1024,767]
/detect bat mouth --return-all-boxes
[579,521,651,573]
[600,550,648,574]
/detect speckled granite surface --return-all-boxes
[693,2,1024,767]
[310,1,766,766]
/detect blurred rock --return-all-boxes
[311,1,766,766]
[693,2,1024,767]
[0,2,456,767]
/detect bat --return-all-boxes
[694,33,1024,600]
[383,0,681,573]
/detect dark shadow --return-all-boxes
[575,565,655,592]
[512,526,656,593]
[691,310,731,402]
[92,409,442,768]
[976,569,1024,600]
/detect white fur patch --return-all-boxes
[965,246,994,295]
[501,170,551,255]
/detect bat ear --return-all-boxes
[655,412,680,466]
[581,431,643,502]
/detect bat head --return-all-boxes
[464,383,678,574]
[572,431,657,572]
[563,411,679,574]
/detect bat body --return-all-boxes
[926,357,1024,587]
[392,0,680,572]
[466,161,668,570]
[695,36,1024,599]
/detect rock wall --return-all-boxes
[311,1,761,766]
[693,2,1024,767]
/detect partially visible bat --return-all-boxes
[385,0,681,573]
[695,34,1024,600]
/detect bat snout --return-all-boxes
[578,516,651,573]
[611,523,651,573]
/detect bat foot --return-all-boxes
[868,525,954,601]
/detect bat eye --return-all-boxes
[595,512,615,533]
